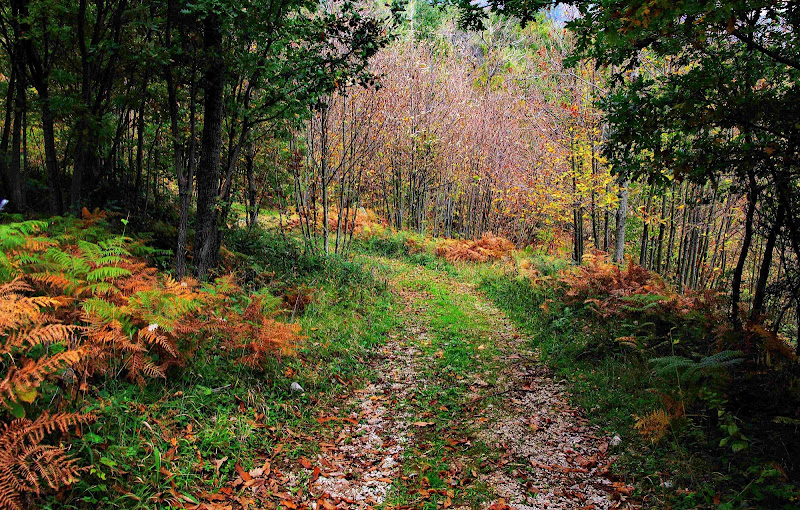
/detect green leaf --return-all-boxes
[84,432,105,444]
[731,441,749,452]
[8,401,25,419]
[99,457,118,468]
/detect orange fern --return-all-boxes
[0,412,90,510]
[436,233,515,262]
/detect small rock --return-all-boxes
[610,434,622,447]
[290,382,304,393]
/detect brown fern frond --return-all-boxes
[0,281,63,332]
[0,412,91,508]
[5,324,82,351]
[0,279,31,297]
[27,273,73,293]
[435,233,514,263]
[136,326,178,357]
[0,349,85,408]
[235,317,303,369]
[21,237,58,253]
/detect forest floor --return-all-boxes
[225,256,635,510]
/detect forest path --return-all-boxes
[249,257,633,510]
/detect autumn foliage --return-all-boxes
[435,233,515,263]
[285,207,385,237]
[0,218,303,507]
[558,251,713,320]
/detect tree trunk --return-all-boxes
[246,144,258,229]
[613,178,629,263]
[655,190,667,272]
[39,90,63,214]
[0,68,13,194]
[194,13,225,279]
[639,186,653,267]
[731,171,758,329]
[7,69,26,209]
[751,203,784,320]
[321,107,330,254]
[165,0,193,278]
[134,97,147,212]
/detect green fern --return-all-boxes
[651,350,743,384]
[87,267,132,282]
[82,298,122,323]
[620,293,668,313]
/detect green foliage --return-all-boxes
[358,230,415,257]
[63,254,397,509]
[226,226,384,293]
[480,266,800,508]
[651,351,743,386]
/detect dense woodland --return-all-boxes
[1,0,800,508]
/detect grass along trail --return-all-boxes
[247,257,634,509]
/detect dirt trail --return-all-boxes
[240,258,634,509]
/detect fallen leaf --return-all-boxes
[211,457,228,474]
[318,499,336,510]
[235,463,252,481]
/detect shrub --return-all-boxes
[0,218,303,506]
[435,233,515,263]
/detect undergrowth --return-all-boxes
[479,253,800,509]
[0,216,396,508]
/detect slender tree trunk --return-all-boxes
[7,70,26,209]
[664,184,678,274]
[70,0,90,215]
[0,68,13,195]
[571,143,583,263]
[134,92,147,211]
[640,186,653,267]
[655,190,667,272]
[246,144,257,229]
[731,171,758,329]
[751,204,784,320]
[39,90,63,214]
[165,0,193,278]
[613,178,629,263]
[320,107,330,254]
[677,185,693,291]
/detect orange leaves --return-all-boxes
[0,278,87,413]
[560,250,691,320]
[633,409,672,443]
[221,298,303,370]
[3,216,307,386]
[316,416,359,425]
[285,207,385,238]
[435,233,515,263]
[487,500,513,510]
[0,411,92,509]
[412,421,435,427]
[283,285,315,315]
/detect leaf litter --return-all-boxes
[180,258,636,510]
